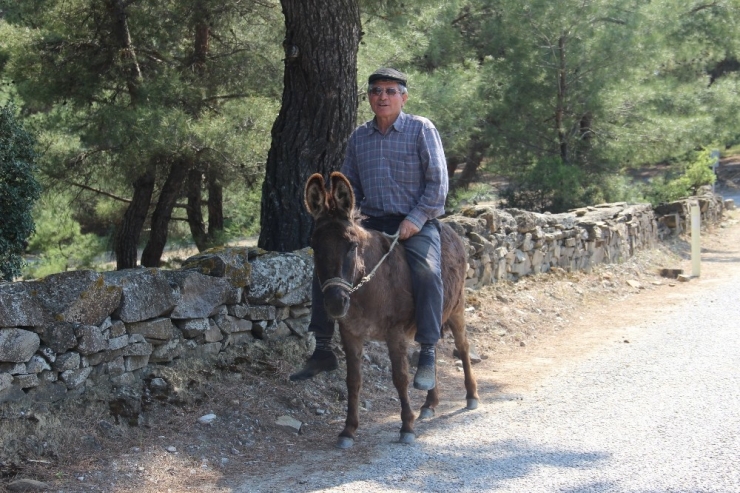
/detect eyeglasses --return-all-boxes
[368,86,403,97]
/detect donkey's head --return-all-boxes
[305,172,367,320]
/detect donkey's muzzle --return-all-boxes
[323,286,350,319]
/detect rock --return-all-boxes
[0,372,12,392]
[246,305,277,321]
[60,367,93,389]
[109,386,142,426]
[175,318,211,338]
[626,279,643,289]
[75,325,108,355]
[28,270,121,325]
[198,413,217,425]
[275,415,302,433]
[453,343,482,364]
[180,246,254,287]
[165,271,236,319]
[40,322,77,353]
[126,317,176,344]
[7,479,51,492]
[677,274,692,282]
[26,355,51,373]
[284,316,310,337]
[104,269,177,323]
[246,249,313,306]
[13,373,39,388]
[53,352,81,372]
[125,355,150,372]
[0,328,40,363]
[30,381,67,403]
[108,335,129,351]
[0,283,44,328]
[150,330,184,363]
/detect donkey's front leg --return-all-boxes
[387,336,415,444]
[336,330,363,449]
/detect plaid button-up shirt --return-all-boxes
[341,111,448,229]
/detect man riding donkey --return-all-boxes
[291,67,448,391]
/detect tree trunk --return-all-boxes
[451,134,487,192]
[556,34,568,162]
[115,172,155,269]
[207,170,223,238]
[186,166,209,252]
[258,0,362,252]
[140,158,189,267]
[105,0,142,104]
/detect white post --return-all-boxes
[691,202,701,277]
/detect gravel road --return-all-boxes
[235,249,740,492]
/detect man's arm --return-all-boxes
[405,122,448,230]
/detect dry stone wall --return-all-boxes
[0,197,726,414]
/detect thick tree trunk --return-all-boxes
[140,158,189,267]
[115,172,155,269]
[258,0,362,252]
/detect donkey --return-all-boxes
[304,171,479,449]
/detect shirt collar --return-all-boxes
[368,111,407,134]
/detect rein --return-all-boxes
[320,230,401,295]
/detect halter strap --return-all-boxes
[319,230,400,295]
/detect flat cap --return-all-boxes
[368,67,407,86]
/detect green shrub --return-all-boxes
[23,194,107,279]
[643,149,716,205]
[500,157,588,213]
[0,104,41,281]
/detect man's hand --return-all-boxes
[398,219,420,240]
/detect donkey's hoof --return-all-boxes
[399,432,415,444]
[466,398,480,410]
[335,436,354,449]
[418,407,435,420]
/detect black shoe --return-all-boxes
[289,351,339,381]
[413,346,436,390]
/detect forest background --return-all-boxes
[0,0,737,281]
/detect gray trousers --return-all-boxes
[309,215,443,346]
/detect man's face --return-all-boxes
[368,80,408,121]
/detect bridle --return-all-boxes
[319,230,400,295]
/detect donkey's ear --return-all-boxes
[329,172,355,218]
[305,173,328,218]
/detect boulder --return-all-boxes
[165,271,235,319]
[246,248,313,306]
[104,269,177,323]
[28,270,121,325]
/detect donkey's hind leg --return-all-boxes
[448,308,480,410]
[386,333,416,444]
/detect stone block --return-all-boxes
[0,328,40,363]
[60,367,92,389]
[0,282,44,328]
[28,270,121,325]
[104,269,176,323]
